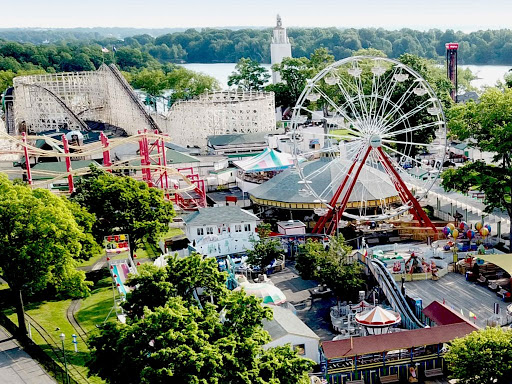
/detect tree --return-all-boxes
[87,254,313,384]
[228,58,270,91]
[0,175,95,336]
[441,88,512,245]
[445,327,512,384]
[296,235,364,302]
[71,166,175,252]
[246,237,284,273]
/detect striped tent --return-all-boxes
[234,148,303,173]
[355,306,401,326]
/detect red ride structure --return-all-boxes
[446,43,459,102]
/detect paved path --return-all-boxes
[272,263,337,341]
[0,326,55,384]
[404,272,507,328]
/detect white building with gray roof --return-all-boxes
[184,206,259,258]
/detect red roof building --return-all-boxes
[322,322,477,360]
[422,300,474,326]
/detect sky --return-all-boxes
[2,0,512,32]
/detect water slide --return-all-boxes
[110,260,135,296]
[358,252,425,329]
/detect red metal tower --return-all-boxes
[446,43,459,101]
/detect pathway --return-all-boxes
[271,263,336,341]
[404,272,506,328]
[0,326,55,383]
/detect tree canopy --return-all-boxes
[441,87,512,244]
[71,166,175,251]
[228,58,270,91]
[0,174,98,334]
[445,327,512,384]
[87,254,313,384]
[296,235,364,301]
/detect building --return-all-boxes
[207,131,283,159]
[270,15,292,84]
[277,220,306,236]
[184,206,260,258]
[263,305,320,363]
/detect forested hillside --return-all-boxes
[2,27,512,66]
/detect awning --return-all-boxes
[475,253,512,276]
[233,148,304,173]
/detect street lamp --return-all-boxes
[59,333,70,384]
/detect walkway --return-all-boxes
[0,326,55,383]
[272,263,336,341]
[404,272,505,328]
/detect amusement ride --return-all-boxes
[291,56,448,236]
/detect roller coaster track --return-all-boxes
[106,64,160,132]
[358,253,425,329]
[17,82,90,132]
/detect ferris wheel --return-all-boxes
[291,56,447,235]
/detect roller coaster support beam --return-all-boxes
[22,132,32,186]
[62,134,74,194]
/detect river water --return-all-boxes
[181,63,511,90]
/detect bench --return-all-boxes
[379,374,399,383]
[346,380,364,384]
[424,368,443,378]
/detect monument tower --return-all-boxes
[270,14,292,84]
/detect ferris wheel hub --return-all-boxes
[369,134,382,148]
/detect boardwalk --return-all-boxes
[0,326,55,384]
[404,272,507,328]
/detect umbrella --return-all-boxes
[235,282,287,305]
[355,306,401,326]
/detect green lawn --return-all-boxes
[75,277,117,333]
[6,298,105,384]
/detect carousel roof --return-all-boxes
[249,157,398,205]
[355,306,401,326]
[234,148,301,173]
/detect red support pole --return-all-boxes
[62,134,74,193]
[22,132,32,186]
[100,132,112,172]
[326,146,372,235]
[312,146,368,234]
[376,147,438,239]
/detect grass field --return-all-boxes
[75,277,116,333]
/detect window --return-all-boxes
[197,228,204,236]
[293,344,305,356]
[244,224,251,232]
[206,227,214,235]
[235,225,242,233]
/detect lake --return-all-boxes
[181,63,511,90]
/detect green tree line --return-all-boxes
[3,27,512,69]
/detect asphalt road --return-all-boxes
[0,326,55,384]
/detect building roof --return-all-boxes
[321,322,478,359]
[263,305,319,341]
[422,300,468,326]
[208,131,282,147]
[277,220,306,228]
[234,148,302,173]
[166,149,200,164]
[250,157,398,204]
[32,160,100,178]
[184,206,258,226]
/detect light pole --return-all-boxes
[59,333,70,384]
